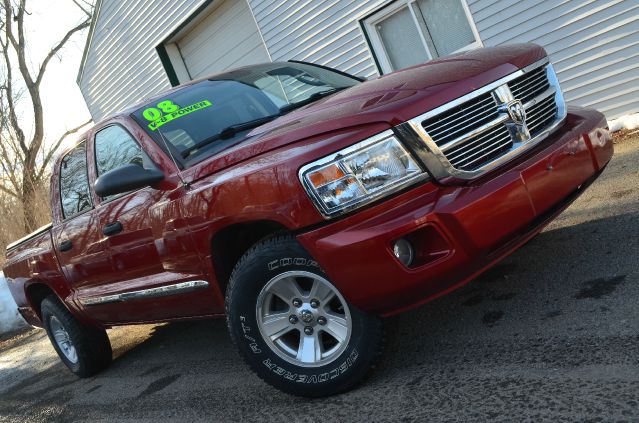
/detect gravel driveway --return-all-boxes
[1,135,638,423]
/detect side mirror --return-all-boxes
[94,164,164,197]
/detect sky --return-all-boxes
[15,0,93,151]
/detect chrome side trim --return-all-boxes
[79,280,210,306]
[403,57,566,180]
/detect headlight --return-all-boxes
[299,130,427,217]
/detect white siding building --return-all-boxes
[78,0,639,122]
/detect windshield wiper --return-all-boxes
[181,113,282,159]
[279,87,348,113]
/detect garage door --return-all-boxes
[177,0,270,79]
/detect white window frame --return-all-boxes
[363,0,483,74]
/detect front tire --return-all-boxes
[41,295,112,377]
[226,236,382,397]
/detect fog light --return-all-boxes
[393,238,414,266]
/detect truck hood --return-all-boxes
[185,44,546,182]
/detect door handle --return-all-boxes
[102,221,123,236]
[59,240,73,252]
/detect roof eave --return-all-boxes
[76,0,104,85]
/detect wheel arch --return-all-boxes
[25,282,58,320]
[210,219,290,295]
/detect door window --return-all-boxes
[59,141,92,219]
[94,125,153,201]
[363,0,480,73]
[94,125,146,176]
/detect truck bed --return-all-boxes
[3,225,62,327]
[5,223,53,252]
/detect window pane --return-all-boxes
[95,126,145,176]
[254,73,336,106]
[416,0,475,57]
[60,142,92,219]
[376,6,429,70]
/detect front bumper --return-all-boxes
[296,107,613,316]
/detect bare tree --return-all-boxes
[0,0,92,233]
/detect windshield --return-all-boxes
[131,62,361,165]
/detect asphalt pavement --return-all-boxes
[1,135,638,423]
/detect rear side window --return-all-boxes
[94,125,146,176]
[59,141,92,219]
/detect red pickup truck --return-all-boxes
[3,44,612,397]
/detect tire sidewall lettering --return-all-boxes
[239,316,262,354]
[260,349,359,384]
[267,257,320,271]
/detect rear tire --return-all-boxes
[41,295,112,377]
[226,235,383,397]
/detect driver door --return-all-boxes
[75,124,213,323]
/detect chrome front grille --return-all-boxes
[508,66,550,103]
[445,124,512,171]
[406,58,567,179]
[526,94,558,136]
[422,93,499,147]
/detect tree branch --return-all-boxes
[3,0,30,88]
[71,0,92,18]
[35,17,90,86]
[0,135,23,193]
[0,181,18,198]
[37,119,91,180]
[0,31,28,155]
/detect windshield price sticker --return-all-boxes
[144,100,212,131]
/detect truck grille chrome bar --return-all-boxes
[404,58,566,179]
[508,65,550,103]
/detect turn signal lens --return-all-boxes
[308,164,346,188]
